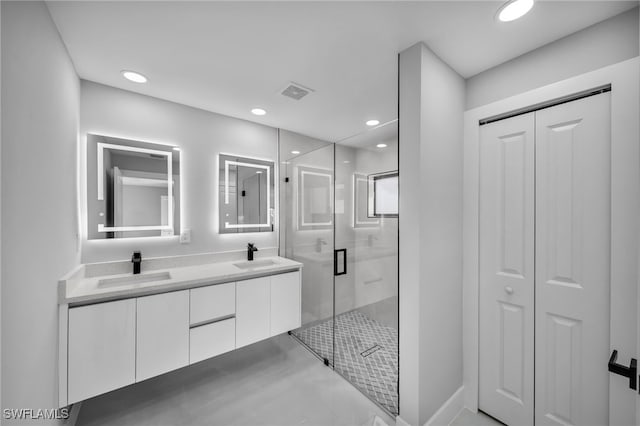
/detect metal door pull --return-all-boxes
[334,249,347,276]
[608,350,637,390]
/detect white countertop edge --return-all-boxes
[61,256,302,306]
[58,264,85,305]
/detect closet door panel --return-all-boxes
[479,112,535,426]
[535,93,611,426]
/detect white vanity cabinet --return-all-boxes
[61,266,301,407]
[136,290,189,381]
[67,299,136,404]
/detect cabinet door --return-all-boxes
[68,299,136,404]
[236,276,270,348]
[136,291,189,382]
[270,271,301,336]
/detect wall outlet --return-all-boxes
[180,229,191,244]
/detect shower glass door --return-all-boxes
[280,130,335,366]
[333,124,399,416]
[280,123,399,416]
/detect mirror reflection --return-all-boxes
[218,154,274,233]
[87,134,181,239]
[368,170,398,217]
[298,166,333,230]
[353,173,379,228]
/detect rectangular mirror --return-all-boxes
[87,134,181,239]
[368,170,398,217]
[218,154,274,233]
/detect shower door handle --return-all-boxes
[334,249,347,276]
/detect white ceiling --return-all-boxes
[47,1,637,143]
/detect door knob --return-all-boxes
[504,286,514,294]
[608,350,637,390]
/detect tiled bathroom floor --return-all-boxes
[292,310,399,416]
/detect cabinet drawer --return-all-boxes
[190,282,235,325]
[189,318,236,364]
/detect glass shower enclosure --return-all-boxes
[279,123,399,416]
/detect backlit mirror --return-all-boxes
[86,134,181,239]
[218,154,274,233]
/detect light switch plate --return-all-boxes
[180,229,191,244]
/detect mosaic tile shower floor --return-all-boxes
[292,310,399,416]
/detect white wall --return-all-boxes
[398,42,464,426]
[466,7,639,110]
[1,1,80,422]
[80,81,279,263]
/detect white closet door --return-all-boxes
[535,93,611,426]
[479,112,535,426]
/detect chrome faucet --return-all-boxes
[315,238,327,253]
[247,243,258,261]
[132,251,142,274]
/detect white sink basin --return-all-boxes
[97,271,172,287]
[233,259,277,270]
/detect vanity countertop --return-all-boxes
[59,255,302,306]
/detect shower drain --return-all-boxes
[360,344,382,358]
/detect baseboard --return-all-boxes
[423,386,464,426]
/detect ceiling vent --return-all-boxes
[280,82,314,100]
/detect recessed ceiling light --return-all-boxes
[366,119,380,126]
[376,143,387,148]
[291,150,300,155]
[256,171,263,174]
[173,147,181,151]
[121,70,147,83]
[251,108,267,116]
[497,0,534,22]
